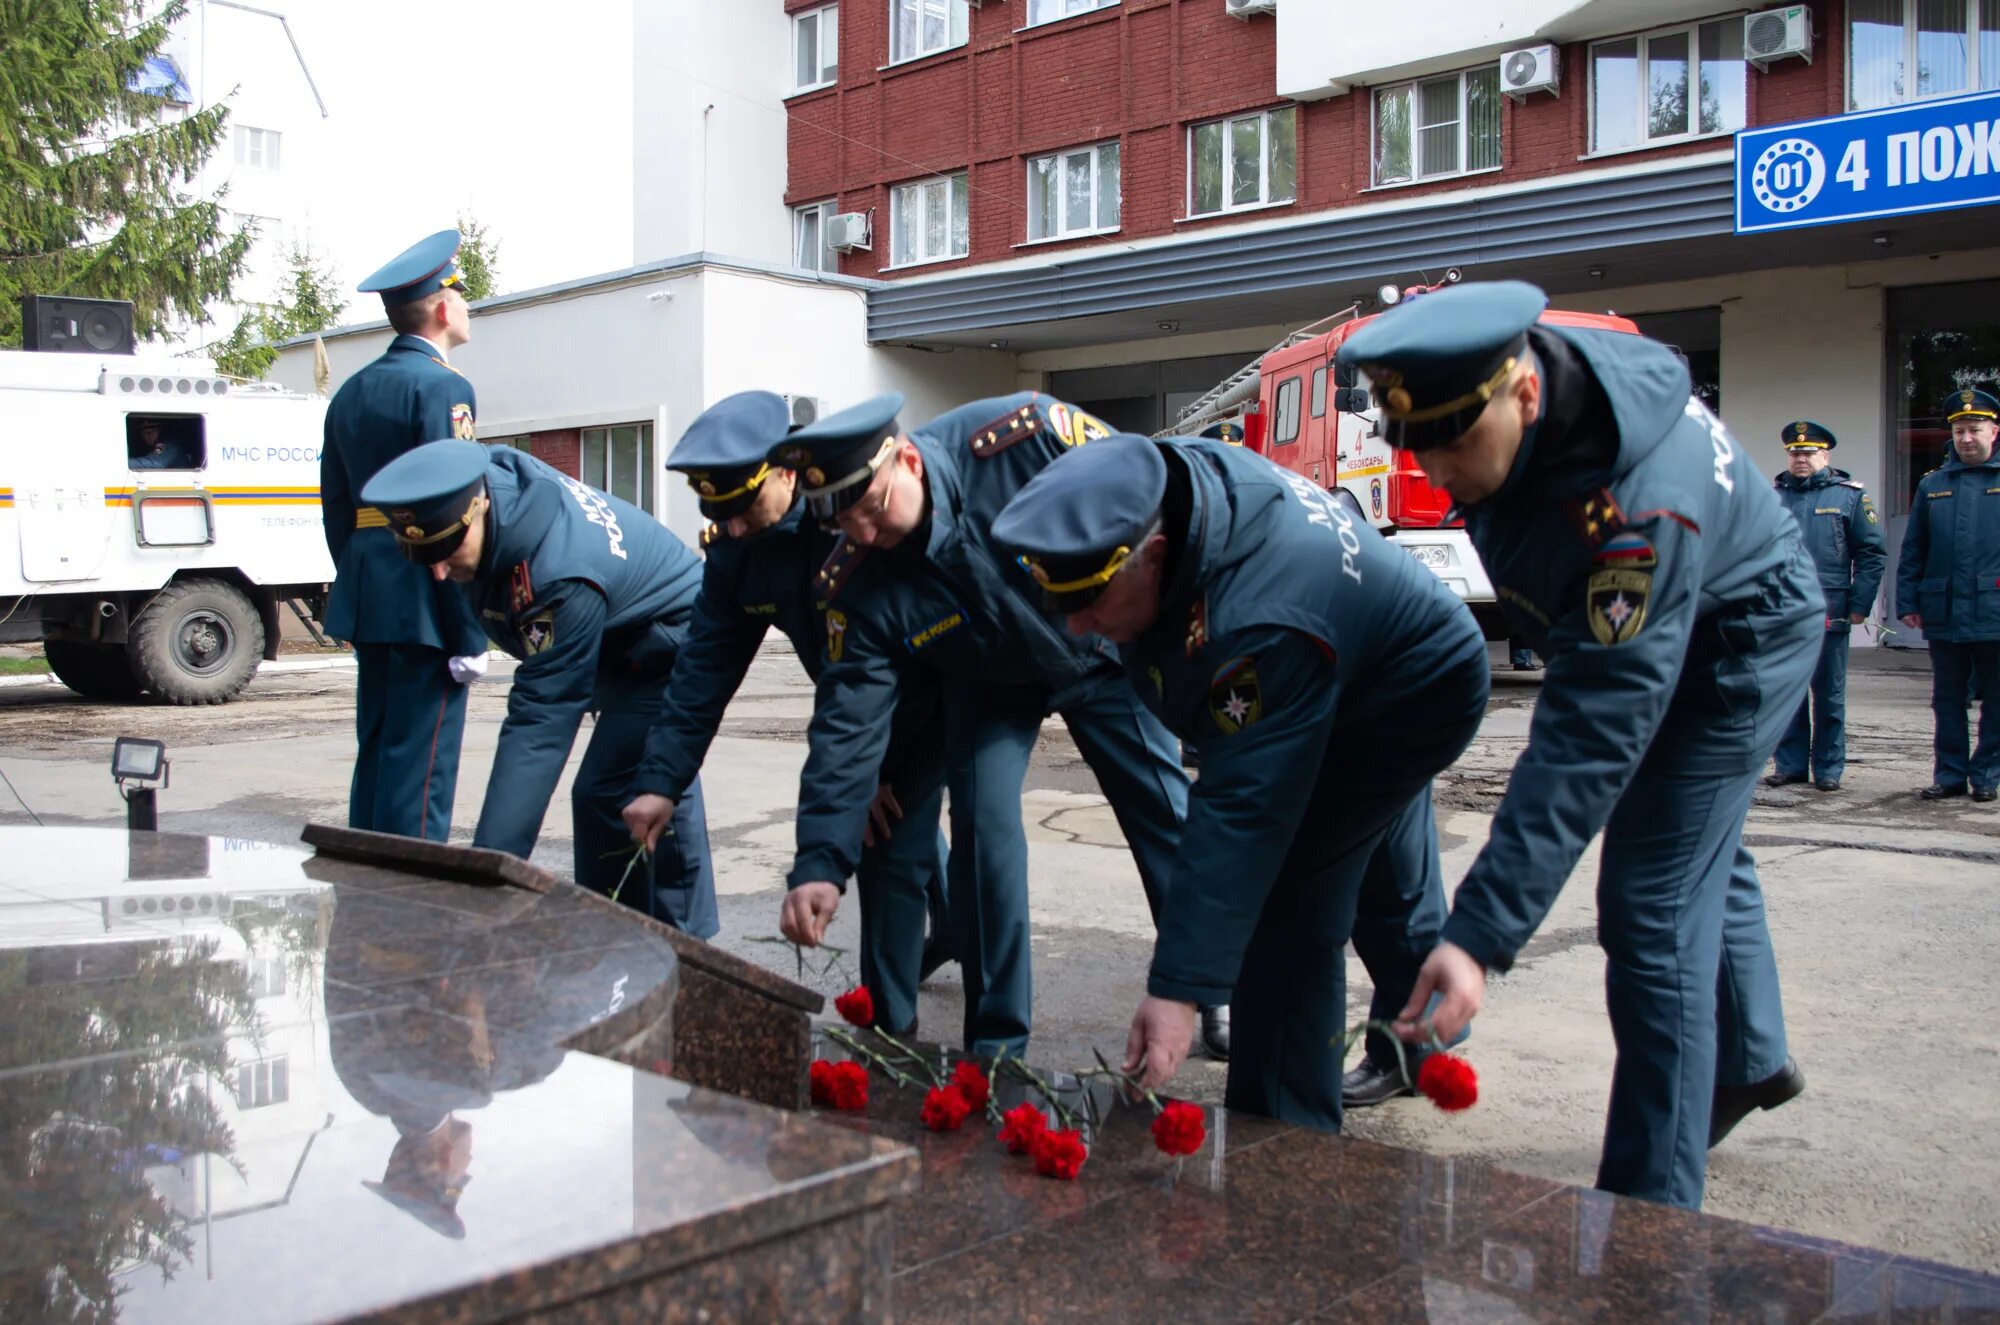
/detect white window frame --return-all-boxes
[793,200,838,272]
[1371,67,1501,187]
[1588,16,1748,155]
[234,125,281,171]
[580,422,656,514]
[793,4,839,93]
[1026,141,1120,241]
[889,0,968,64]
[888,173,969,268]
[1847,0,1999,111]
[1186,106,1297,218]
[1024,0,1117,28]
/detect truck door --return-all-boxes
[1297,361,1332,486]
[13,400,111,582]
[1264,372,1305,477]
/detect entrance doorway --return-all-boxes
[1630,307,1722,415]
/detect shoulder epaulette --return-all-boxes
[699,522,723,549]
[1563,487,1627,551]
[815,534,869,607]
[424,354,470,381]
[968,397,1044,458]
[1839,478,1866,490]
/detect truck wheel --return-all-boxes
[43,641,146,702]
[128,579,265,705]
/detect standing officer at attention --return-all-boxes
[1338,281,1821,1211]
[990,433,1490,1132]
[361,440,718,936]
[1764,422,1885,793]
[620,392,951,1033]
[1897,387,2000,803]
[771,393,1203,1061]
[320,230,490,842]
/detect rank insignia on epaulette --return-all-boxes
[969,400,1042,458]
[699,522,722,549]
[826,609,847,663]
[521,611,555,655]
[815,536,867,606]
[1185,597,1208,657]
[451,402,475,440]
[1208,656,1261,734]
[1566,487,1628,548]
[1147,665,1164,700]
[509,562,535,614]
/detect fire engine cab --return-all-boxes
[0,336,333,704]
[1170,278,1639,637]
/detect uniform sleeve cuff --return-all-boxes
[1441,913,1516,976]
[1146,972,1232,1008]
[786,854,851,894]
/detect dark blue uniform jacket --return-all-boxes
[1773,466,1885,627]
[1895,450,2000,643]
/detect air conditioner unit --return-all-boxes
[1499,44,1559,99]
[782,394,826,429]
[1745,6,1812,68]
[826,212,870,252]
[1224,0,1276,18]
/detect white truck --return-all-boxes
[0,346,333,703]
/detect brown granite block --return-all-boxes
[665,960,815,1111]
[302,822,556,892]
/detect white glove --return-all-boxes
[448,653,490,685]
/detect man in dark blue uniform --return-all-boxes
[1898,387,2000,803]
[620,391,950,1033]
[361,440,718,936]
[1338,281,1820,1210]
[320,231,490,842]
[769,393,1200,1060]
[990,434,1490,1131]
[1764,421,1886,793]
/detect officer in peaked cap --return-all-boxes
[1897,386,2000,803]
[1199,420,1245,445]
[765,391,1204,1061]
[989,433,1489,1133]
[1764,421,1885,794]
[361,439,718,935]
[1337,280,1822,1210]
[619,392,954,1034]
[321,230,490,844]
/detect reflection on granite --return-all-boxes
[0,828,915,1324]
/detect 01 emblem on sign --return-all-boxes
[1749,138,1826,213]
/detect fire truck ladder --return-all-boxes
[1157,303,1361,439]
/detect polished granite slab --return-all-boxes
[810,1035,2000,1323]
[0,828,916,1323]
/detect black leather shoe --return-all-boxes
[918,937,953,983]
[1342,1058,1416,1108]
[1976,786,1998,803]
[1710,1057,1805,1148]
[1200,1005,1230,1060]
[1920,783,1968,801]
[1763,772,1808,788]
[1814,779,1841,792]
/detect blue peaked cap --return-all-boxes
[1781,420,1837,450]
[358,229,465,307]
[670,391,792,518]
[1335,280,1549,449]
[769,393,904,522]
[990,433,1167,613]
[361,439,489,565]
[1943,386,1999,422]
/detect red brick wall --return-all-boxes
[787,0,1849,278]
[527,428,580,477]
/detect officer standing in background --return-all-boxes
[990,433,1490,1131]
[361,440,718,936]
[770,393,1206,1061]
[1764,422,1886,794]
[1337,280,1820,1211]
[320,231,490,842]
[620,392,951,1034]
[1897,387,2000,803]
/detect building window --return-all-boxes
[248,955,286,999]
[1849,0,2000,110]
[1189,106,1296,217]
[1373,67,1500,186]
[890,173,968,267]
[1026,0,1116,25]
[236,1056,289,1110]
[794,5,839,92]
[1591,18,1747,153]
[890,0,967,62]
[581,423,655,513]
[794,200,838,271]
[234,125,281,171]
[1028,142,1120,241]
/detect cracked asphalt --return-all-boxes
[2,640,1997,1268]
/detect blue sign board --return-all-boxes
[1735,88,2000,233]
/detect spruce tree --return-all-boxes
[208,234,345,380]
[0,0,251,347]
[456,212,501,301]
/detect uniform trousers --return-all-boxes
[1773,626,1852,783]
[854,737,950,1034]
[349,643,466,842]
[1927,639,2000,791]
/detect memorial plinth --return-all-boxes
[0,828,914,1324]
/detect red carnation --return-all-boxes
[809,1059,835,1107]
[921,1085,973,1131]
[834,985,875,1027]
[827,1060,870,1111]
[950,1060,990,1110]
[1031,1127,1088,1180]
[1151,1100,1207,1156]
[998,1102,1047,1154]
[1416,1053,1479,1112]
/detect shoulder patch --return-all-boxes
[1208,656,1262,735]
[1586,565,1651,646]
[815,535,869,607]
[968,398,1043,458]
[1861,494,1878,524]
[521,611,555,656]
[451,402,475,440]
